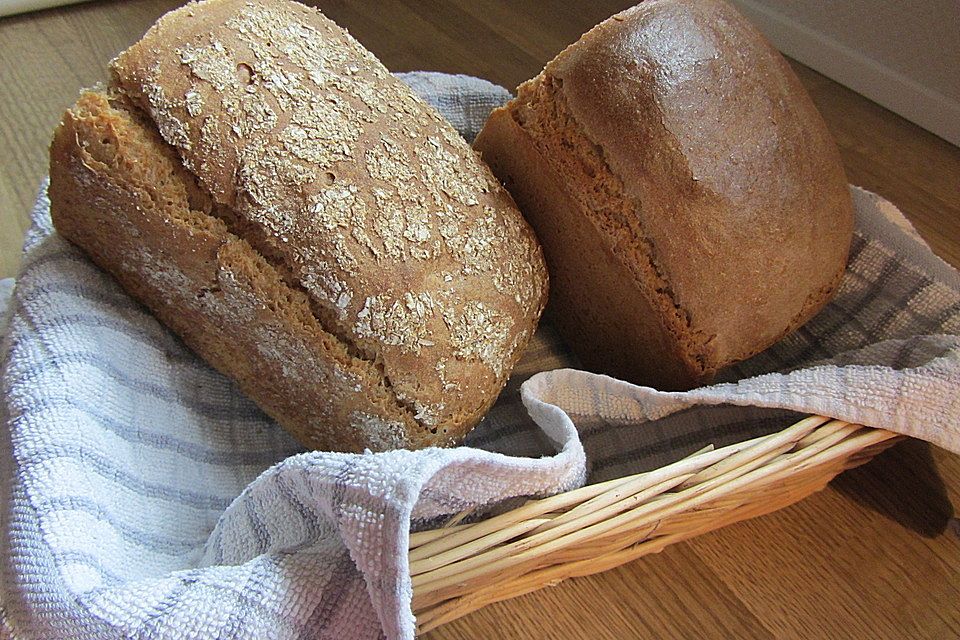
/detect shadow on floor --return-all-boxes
[831,438,955,538]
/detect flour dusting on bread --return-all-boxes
[50,0,549,451]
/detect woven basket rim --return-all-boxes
[409,414,901,633]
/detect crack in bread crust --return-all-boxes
[204,201,428,431]
[108,92,425,427]
[509,74,714,376]
[51,90,425,450]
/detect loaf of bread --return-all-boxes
[473,0,853,390]
[49,0,548,451]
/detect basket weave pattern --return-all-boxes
[409,415,900,632]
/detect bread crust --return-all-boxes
[474,0,852,389]
[50,0,548,450]
[476,109,699,389]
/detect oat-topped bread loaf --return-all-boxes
[474,0,853,390]
[49,0,548,451]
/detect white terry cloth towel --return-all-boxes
[2,72,959,640]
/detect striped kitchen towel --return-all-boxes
[2,72,958,640]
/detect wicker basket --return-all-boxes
[409,413,901,633]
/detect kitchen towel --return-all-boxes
[1,72,958,640]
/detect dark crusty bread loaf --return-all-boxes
[473,0,853,390]
[49,0,548,451]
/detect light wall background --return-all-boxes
[730,0,960,146]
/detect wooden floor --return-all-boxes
[1,1,959,638]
